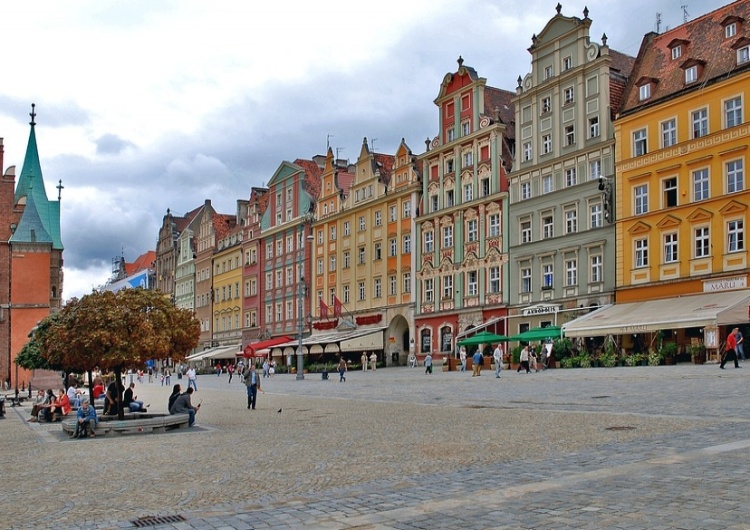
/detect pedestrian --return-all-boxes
[424,353,433,374]
[737,329,745,361]
[518,346,531,373]
[216,364,222,377]
[408,352,417,368]
[186,366,198,391]
[459,346,467,372]
[720,328,741,369]
[165,369,171,386]
[338,357,347,382]
[243,364,261,409]
[148,368,153,384]
[361,351,368,371]
[369,352,377,371]
[227,363,234,383]
[472,349,482,377]
[262,359,270,378]
[530,347,539,372]
[270,360,276,377]
[493,343,503,378]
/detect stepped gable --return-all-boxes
[620,0,750,115]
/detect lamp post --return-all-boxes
[296,230,313,381]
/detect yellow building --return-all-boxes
[308,139,419,365]
[566,1,750,348]
[211,221,244,351]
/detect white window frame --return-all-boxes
[542,174,553,194]
[738,45,750,65]
[424,278,434,302]
[563,86,574,104]
[521,266,532,293]
[565,259,577,287]
[542,264,553,288]
[523,142,532,161]
[685,65,698,84]
[565,124,575,146]
[565,168,577,187]
[661,118,677,148]
[590,254,602,283]
[467,219,478,242]
[639,84,651,100]
[728,219,744,252]
[464,183,473,202]
[589,160,601,180]
[521,219,532,244]
[565,207,577,234]
[589,116,599,138]
[694,226,710,258]
[489,213,500,237]
[664,232,678,263]
[489,267,500,293]
[672,45,682,60]
[542,134,552,154]
[725,96,743,128]
[542,215,554,239]
[424,231,434,253]
[693,168,710,201]
[633,128,648,156]
[521,182,531,200]
[727,159,744,193]
[443,226,453,248]
[467,271,478,296]
[635,239,648,268]
[442,275,453,299]
[590,202,603,229]
[692,108,708,138]
[634,184,649,215]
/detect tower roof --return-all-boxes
[13,104,63,250]
[10,182,53,245]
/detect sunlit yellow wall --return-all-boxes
[614,71,750,302]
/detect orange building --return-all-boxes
[565,1,750,351]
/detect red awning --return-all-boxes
[243,337,292,358]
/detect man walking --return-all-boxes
[369,352,377,371]
[243,364,261,409]
[472,349,482,377]
[361,351,368,371]
[424,352,433,374]
[720,328,741,369]
[493,344,503,378]
[186,366,198,391]
[459,347,467,372]
[737,329,745,361]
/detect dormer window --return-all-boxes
[636,77,657,102]
[726,22,737,38]
[671,46,682,60]
[681,59,705,85]
[639,84,651,101]
[732,37,750,65]
[685,65,697,83]
[668,38,689,62]
[722,15,744,39]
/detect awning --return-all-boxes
[274,327,387,352]
[243,336,292,358]
[562,290,750,338]
[309,344,324,354]
[456,316,503,339]
[186,344,240,363]
[339,330,384,352]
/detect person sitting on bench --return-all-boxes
[123,382,145,412]
[74,399,98,438]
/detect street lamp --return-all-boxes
[297,232,314,380]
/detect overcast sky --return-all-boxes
[0,0,729,299]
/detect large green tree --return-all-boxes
[30,288,200,419]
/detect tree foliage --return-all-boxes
[33,288,200,372]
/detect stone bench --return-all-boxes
[62,413,191,437]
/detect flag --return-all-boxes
[319,297,329,319]
[333,295,343,318]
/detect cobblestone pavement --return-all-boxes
[2,363,750,529]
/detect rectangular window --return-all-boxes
[565,259,577,286]
[424,231,434,253]
[403,273,411,293]
[358,216,366,231]
[389,275,397,296]
[481,178,490,197]
[467,271,478,296]
[358,281,366,301]
[565,168,577,187]
[726,22,737,38]
[330,226,337,240]
[358,247,365,264]
[693,168,709,201]
[464,183,473,202]
[445,159,454,173]
[542,134,552,154]
[541,96,551,113]
[403,200,411,218]
[692,108,708,138]
[389,238,397,256]
[635,239,648,268]
[344,221,350,236]
[664,233,678,263]
[589,116,599,138]
[589,160,601,180]
[728,220,744,252]
[565,125,575,146]
[523,142,532,161]
[467,219,478,242]
[590,255,602,283]
[727,160,744,193]
[275,270,283,288]
[672,45,682,60]
[521,182,531,200]
[343,285,350,304]
[521,266,532,293]
[374,211,382,226]
[431,195,438,212]
[343,251,350,268]
[565,208,577,234]
[424,278,434,302]
[725,97,742,128]
[462,121,470,136]
[639,84,651,100]
[685,65,698,83]
[633,128,648,156]
[403,234,411,254]
[443,226,453,248]
[463,151,473,167]
[489,267,500,293]
[563,56,572,70]
[634,185,648,215]
[442,275,453,298]
[374,278,382,298]
[544,65,553,79]
[489,214,500,237]
[542,175,553,194]
[663,177,678,208]
[446,190,454,207]
[317,258,323,275]
[542,215,554,239]
[695,227,710,258]
[590,202,603,228]
[564,86,574,104]
[521,220,532,244]
[661,118,677,148]
[374,242,382,260]
[389,205,397,222]
[739,46,750,65]
[447,128,455,142]
[542,264,553,288]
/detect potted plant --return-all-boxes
[648,348,663,366]
[661,342,679,365]
[511,346,522,371]
[690,343,707,365]
[577,351,592,368]
[599,347,617,368]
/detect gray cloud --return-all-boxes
[95,133,136,155]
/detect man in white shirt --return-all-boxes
[493,344,504,378]
[186,367,198,392]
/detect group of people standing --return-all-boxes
[359,352,378,372]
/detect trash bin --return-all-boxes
[177,372,182,379]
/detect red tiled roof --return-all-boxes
[484,87,516,140]
[373,153,395,186]
[212,213,236,241]
[620,0,750,115]
[294,158,324,201]
[123,250,155,276]
[334,170,355,199]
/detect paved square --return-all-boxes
[2,364,749,529]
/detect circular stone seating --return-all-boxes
[61,413,191,437]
